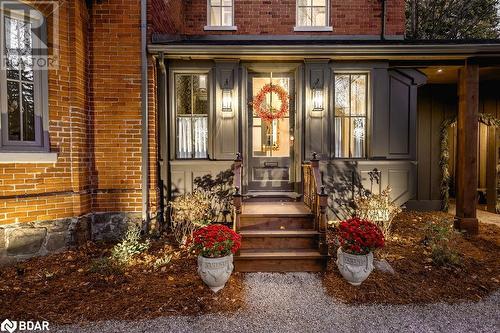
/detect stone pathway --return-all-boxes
[54,273,500,333]
[448,203,500,226]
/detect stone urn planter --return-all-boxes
[197,254,234,293]
[336,247,374,286]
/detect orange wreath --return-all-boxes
[252,84,289,123]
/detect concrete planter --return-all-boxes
[336,247,374,286]
[197,254,234,292]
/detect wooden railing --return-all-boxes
[233,152,243,231]
[302,152,329,256]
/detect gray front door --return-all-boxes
[247,72,295,192]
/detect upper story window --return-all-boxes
[295,0,332,31]
[0,4,48,152]
[334,74,368,159]
[205,0,236,31]
[175,74,209,159]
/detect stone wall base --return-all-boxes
[0,212,142,265]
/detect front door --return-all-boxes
[247,72,295,191]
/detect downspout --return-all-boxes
[140,0,150,231]
[156,52,166,231]
[380,0,386,40]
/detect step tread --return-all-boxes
[236,249,326,259]
[239,230,319,237]
[242,202,313,217]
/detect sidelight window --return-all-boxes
[175,74,209,159]
[334,74,368,158]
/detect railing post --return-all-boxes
[233,152,243,232]
[318,185,328,256]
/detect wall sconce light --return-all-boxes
[312,89,324,111]
[222,89,232,112]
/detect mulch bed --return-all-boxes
[0,238,244,324]
[323,211,500,304]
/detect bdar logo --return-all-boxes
[0,319,17,333]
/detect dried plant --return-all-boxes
[111,225,151,266]
[169,191,212,244]
[354,186,402,237]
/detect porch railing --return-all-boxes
[302,152,329,256]
[233,152,243,231]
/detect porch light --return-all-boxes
[222,90,232,112]
[312,89,324,111]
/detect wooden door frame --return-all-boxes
[240,62,303,194]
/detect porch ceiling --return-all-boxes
[421,66,500,84]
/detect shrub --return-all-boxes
[89,257,124,276]
[169,191,212,244]
[337,217,385,255]
[354,186,401,237]
[191,225,241,258]
[424,221,462,267]
[110,225,150,266]
[152,254,173,270]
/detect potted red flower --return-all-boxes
[336,217,385,286]
[191,224,241,292]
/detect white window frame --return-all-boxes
[294,0,333,32]
[0,3,50,153]
[204,0,237,31]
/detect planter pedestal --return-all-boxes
[197,254,234,292]
[336,248,374,286]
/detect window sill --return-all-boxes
[0,152,58,164]
[294,26,333,32]
[204,25,238,31]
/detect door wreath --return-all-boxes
[252,83,289,123]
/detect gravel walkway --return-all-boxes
[54,273,500,333]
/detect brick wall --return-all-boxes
[0,0,91,225]
[0,0,156,226]
[179,0,405,36]
[149,0,184,36]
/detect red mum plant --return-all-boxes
[337,217,385,255]
[191,225,242,258]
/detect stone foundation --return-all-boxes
[0,212,142,265]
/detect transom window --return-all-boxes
[1,6,46,151]
[207,0,234,27]
[334,74,368,158]
[175,74,209,159]
[297,0,329,27]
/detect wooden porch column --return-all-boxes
[455,62,479,234]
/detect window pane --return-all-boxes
[193,117,208,158]
[351,75,366,116]
[297,7,311,26]
[335,75,350,116]
[222,6,233,26]
[22,83,35,141]
[351,118,366,158]
[21,55,34,82]
[222,0,232,6]
[298,0,312,6]
[210,0,221,5]
[210,6,221,26]
[335,117,350,158]
[313,0,326,5]
[177,117,192,159]
[175,75,192,115]
[193,75,208,115]
[312,6,326,26]
[7,81,21,141]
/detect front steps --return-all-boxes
[234,201,328,272]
